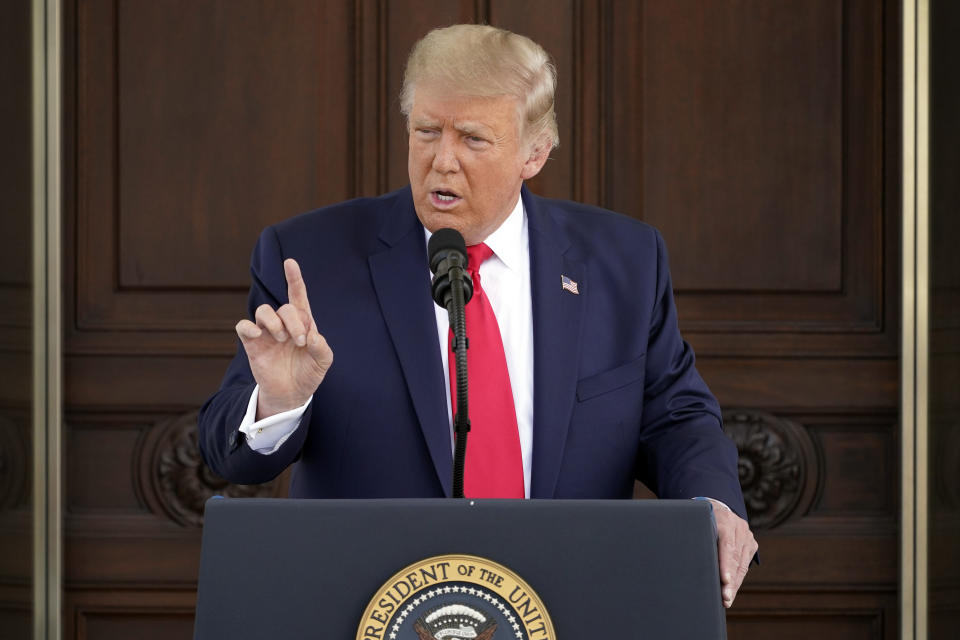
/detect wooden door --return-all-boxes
[61,1,901,638]
[0,0,36,636]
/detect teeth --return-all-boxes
[435,192,457,202]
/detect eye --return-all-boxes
[415,128,439,139]
[465,135,488,147]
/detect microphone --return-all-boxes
[428,228,473,309]
[427,228,472,499]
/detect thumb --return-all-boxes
[307,325,333,368]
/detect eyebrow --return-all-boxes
[410,116,493,138]
[453,121,493,137]
[411,117,442,129]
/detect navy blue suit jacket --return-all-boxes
[198,186,747,518]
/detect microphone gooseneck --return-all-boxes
[427,229,473,499]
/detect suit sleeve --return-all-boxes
[197,226,314,485]
[635,230,748,520]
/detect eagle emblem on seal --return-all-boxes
[413,604,498,640]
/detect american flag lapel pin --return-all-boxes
[561,274,579,295]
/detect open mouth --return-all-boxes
[431,190,462,207]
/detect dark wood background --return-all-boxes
[930,0,960,634]
[0,0,35,635]
[14,0,905,638]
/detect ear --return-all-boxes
[520,136,552,180]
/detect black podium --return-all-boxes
[194,498,726,639]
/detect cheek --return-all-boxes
[486,164,520,195]
[408,146,428,181]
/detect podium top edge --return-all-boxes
[202,496,715,511]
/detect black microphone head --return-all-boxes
[427,228,472,307]
[428,228,467,274]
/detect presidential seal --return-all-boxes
[357,554,555,640]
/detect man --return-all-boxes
[198,24,757,607]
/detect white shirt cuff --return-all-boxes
[237,385,311,455]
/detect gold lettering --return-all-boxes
[478,568,505,587]
[419,565,437,584]
[508,587,548,637]
[391,580,411,600]
[436,561,451,579]
[515,597,538,619]
[377,597,395,615]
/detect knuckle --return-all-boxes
[279,305,304,324]
[256,309,279,328]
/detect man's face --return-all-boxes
[408,84,544,245]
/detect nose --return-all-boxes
[431,133,460,174]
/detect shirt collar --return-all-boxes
[421,192,528,274]
[479,193,526,274]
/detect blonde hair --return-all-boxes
[400,24,559,150]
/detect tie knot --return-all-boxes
[466,243,494,274]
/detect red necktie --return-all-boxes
[448,243,524,498]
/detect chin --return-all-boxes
[417,209,464,235]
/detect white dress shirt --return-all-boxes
[239,195,536,497]
[430,196,534,497]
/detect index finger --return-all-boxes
[284,258,312,315]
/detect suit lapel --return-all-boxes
[368,193,452,496]
[524,188,586,498]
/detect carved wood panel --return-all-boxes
[62,1,902,639]
[65,591,196,640]
[70,0,355,357]
[611,0,897,358]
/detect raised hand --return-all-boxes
[235,258,333,419]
